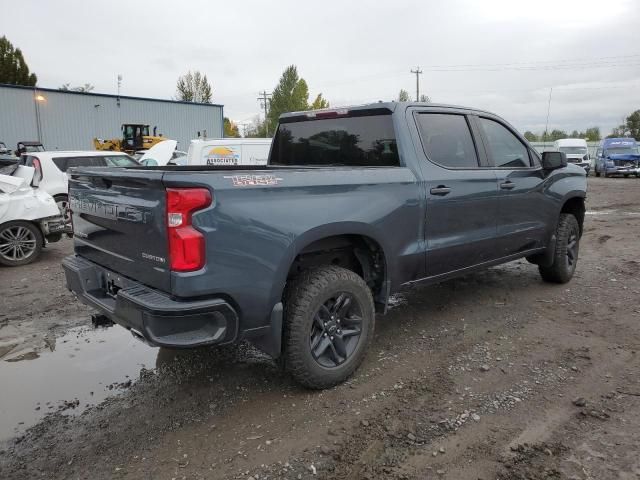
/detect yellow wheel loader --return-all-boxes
[93,124,166,154]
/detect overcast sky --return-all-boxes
[4,0,640,135]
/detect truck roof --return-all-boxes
[279,102,494,119]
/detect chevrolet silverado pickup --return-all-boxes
[63,102,587,389]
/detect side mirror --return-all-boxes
[541,151,567,171]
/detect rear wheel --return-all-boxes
[283,266,375,389]
[538,214,580,284]
[0,221,44,266]
[595,170,601,177]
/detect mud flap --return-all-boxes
[251,302,283,359]
[526,234,557,268]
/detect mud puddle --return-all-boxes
[0,325,158,441]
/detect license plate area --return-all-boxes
[102,270,130,298]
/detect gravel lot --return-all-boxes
[1,176,639,479]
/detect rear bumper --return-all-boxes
[62,255,239,348]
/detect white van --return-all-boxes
[187,139,272,166]
[553,139,591,174]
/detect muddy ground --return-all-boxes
[1,176,639,480]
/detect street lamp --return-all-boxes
[33,90,47,143]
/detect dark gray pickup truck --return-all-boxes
[63,102,587,388]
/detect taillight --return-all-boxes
[32,157,43,184]
[166,188,212,272]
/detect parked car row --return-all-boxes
[550,137,640,178]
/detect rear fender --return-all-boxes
[268,222,392,308]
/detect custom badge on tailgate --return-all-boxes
[224,174,283,187]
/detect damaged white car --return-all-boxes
[0,164,67,266]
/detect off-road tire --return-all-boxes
[283,265,375,389]
[538,214,580,284]
[0,221,44,267]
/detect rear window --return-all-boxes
[52,155,138,172]
[103,155,138,167]
[270,114,400,167]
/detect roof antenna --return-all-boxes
[543,87,553,150]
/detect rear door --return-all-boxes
[475,116,552,256]
[411,110,499,278]
[68,167,170,292]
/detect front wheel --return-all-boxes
[283,266,375,389]
[538,214,580,284]
[0,221,44,266]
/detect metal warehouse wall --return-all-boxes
[0,84,223,153]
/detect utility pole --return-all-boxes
[257,90,272,136]
[117,74,122,108]
[410,67,423,101]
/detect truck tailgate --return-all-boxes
[68,168,170,293]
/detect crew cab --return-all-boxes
[594,138,640,177]
[62,103,587,389]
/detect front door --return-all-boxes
[476,116,553,257]
[413,111,500,278]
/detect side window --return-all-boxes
[479,118,531,168]
[52,157,69,172]
[415,113,479,168]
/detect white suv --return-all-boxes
[19,151,138,220]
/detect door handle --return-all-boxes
[430,185,451,196]
[499,181,515,190]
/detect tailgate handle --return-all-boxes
[89,177,112,189]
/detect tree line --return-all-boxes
[523,127,602,143]
[522,109,640,143]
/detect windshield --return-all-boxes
[270,113,399,167]
[559,146,587,155]
[606,146,639,156]
[103,155,139,167]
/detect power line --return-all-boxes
[410,66,423,101]
[426,61,640,72]
[420,53,640,69]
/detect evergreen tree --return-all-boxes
[0,36,37,86]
